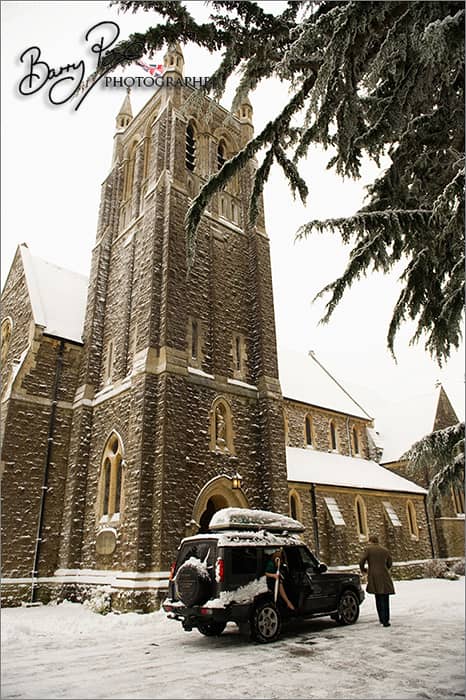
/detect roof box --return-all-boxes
[209,507,305,533]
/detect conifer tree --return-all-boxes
[404,422,464,503]
[102,1,465,363]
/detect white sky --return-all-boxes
[2,1,464,430]
[2,577,464,698]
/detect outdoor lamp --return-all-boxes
[232,472,242,490]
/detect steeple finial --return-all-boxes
[116,88,133,130]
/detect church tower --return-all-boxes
[58,47,289,609]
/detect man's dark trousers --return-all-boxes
[375,593,390,625]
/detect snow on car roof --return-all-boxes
[180,529,304,548]
[209,507,305,533]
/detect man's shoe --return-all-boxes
[383,622,391,627]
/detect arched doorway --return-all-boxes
[198,495,228,533]
[190,475,249,536]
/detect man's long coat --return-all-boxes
[359,543,395,595]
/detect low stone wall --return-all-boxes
[2,558,463,611]
[1,579,167,612]
[329,557,464,581]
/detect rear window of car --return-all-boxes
[230,546,258,575]
[175,539,216,574]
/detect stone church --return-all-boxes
[1,45,463,610]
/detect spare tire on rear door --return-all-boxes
[175,559,212,607]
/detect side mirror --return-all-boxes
[318,563,327,574]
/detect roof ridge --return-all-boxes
[308,351,373,420]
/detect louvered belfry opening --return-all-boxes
[186,123,196,171]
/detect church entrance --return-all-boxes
[191,475,249,536]
[198,495,228,533]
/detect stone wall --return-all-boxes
[1,331,81,585]
[435,517,465,558]
[288,483,432,566]
[284,400,370,458]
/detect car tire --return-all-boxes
[336,590,360,625]
[197,621,226,636]
[251,600,282,643]
[175,562,211,607]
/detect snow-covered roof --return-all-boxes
[278,347,372,421]
[286,446,426,494]
[20,245,88,343]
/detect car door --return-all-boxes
[296,546,338,614]
[282,546,318,611]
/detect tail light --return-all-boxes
[215,557,224,583]
[169,561,176,581]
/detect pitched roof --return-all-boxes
[278,347,372,421]
[20,245,87,344]
[286,446,426,494]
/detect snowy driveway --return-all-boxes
[2,578,464,699]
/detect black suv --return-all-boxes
[163,508,364,643]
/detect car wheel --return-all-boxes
[175,562,211,607]
[197,621,226,636]
[251,600,282,643]
[336,590,360,625]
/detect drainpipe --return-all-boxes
[30,339,65,603]
[310,483,320,556]
[424,494,436,558]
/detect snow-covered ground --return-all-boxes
[2,578,464,699]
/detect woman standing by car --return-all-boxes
[265,548,296,611]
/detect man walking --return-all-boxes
[359,534,395,627]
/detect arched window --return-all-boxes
[329,420,338,451]
[98,432,125,522]
[1,317,13,365]
[406,500,419,539]
[305,415,313,447]
[452,487,465,514]
[209,397,235,455]
[352,426,360,455]
[232,333,246,378]
[186,123,196,172]
[124,142,137,200]
[289,490,302,522]
[217,140,226,170]
[142,128,151,180]
[187,316,202,368]
[235,335,241,371]
[103,340,114,385]
[355,496,368,540]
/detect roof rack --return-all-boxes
[209,507,305,533]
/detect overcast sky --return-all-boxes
[2,1,464,431]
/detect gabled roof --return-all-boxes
[19,244,88,344]
[376,385,459,465]
[278,347,372,421]
[286,446,426,494]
